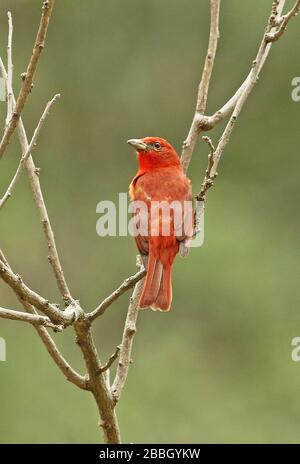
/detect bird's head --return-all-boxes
[127,137,181,171]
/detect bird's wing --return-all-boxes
[130,173,150,258]
[173,178,194,257]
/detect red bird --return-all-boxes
[128,137,193,311]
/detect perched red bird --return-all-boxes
[128,137,193,311]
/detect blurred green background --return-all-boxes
[0,0,300,444]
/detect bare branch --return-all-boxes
[0,57,7,81]
[181,0,221,172]
[20,300,89,390]
[196,136,217,202]
[112,275,145,404]
[0,255,73,326]
[0,8,70,302]
[1,14,119,441]
[87,268,146,322]
[73,317,121,443]
[266,0,300,42]
[209,2,287,177]
[0,248,9,266]
[196,0,221,114]
[1,23,70,302]
[192,0,297,238]
[0,0,56,160]
[200,0,287,130]
[21,125,72,303]
[25,146,72,303]
[0,306,63,331]
[181,0,289,175]
[0,94,60,210]
[0,61,72,303]
[0,248,88,389]
[100,346,121,373]
[0,13,70,301]
[0,2,121,444]
[6,11,13,126]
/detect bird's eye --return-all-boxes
[153,141,161,150]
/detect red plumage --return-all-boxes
[128,137,193,311]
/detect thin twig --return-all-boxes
[0,248,9,266]
[266,0,300,42]
[196,136,217,202]
[210,1,287,177]
[0,251,88,389]
[6,11,13,126]
[112,271,145,404]
[203,0,286,128]
[20,300,89,390]
[192,136,216,239]
[181,0,221,172]
[0,56,8,83]
[0,254,74,325]
[181,0,288,175]
[192,1,290,235]
[0,1,56,160]
[100,346,121,373]
[24,132,72,304]
[0,58,72,304]
[0,94,60,210]
[196,0,221,114]
[192,136,215,237]
[87,268,146,322]
[0,306,63,331]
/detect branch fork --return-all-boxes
[265,0,300,42]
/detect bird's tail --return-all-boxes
[139,252,172,311]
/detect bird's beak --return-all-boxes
[127,138,148,152]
